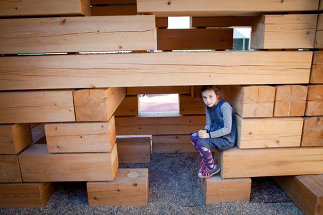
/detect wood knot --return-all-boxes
[56,146,60,149]
[276,140,280,144]
[118,45,123,49]
[248,131,252,135]
[60,19,66,25]
[133,183,138,187]
[280,0,284,3]
[80,136,83,138]
[117,189,120,192]
[93,197,97,200]
[167,1,171,5]
[15,7,18,10]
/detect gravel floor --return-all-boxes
[0,153,303,215]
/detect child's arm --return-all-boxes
[204,106,211,132]
[208,102,233,138]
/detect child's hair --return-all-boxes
[200,85,223,100]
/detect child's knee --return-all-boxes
[190,133,198,143]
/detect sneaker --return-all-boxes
[198,165,220,179]
[199,161,207,173]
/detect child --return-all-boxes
[190,86,237,178]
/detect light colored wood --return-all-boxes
[117,136,151,163]
[0,0,90,17]
[302,117,323,147]
[0,51,312,91]
[152,135,196,153]
[74,88,126,122]
[116,115,205,135]
[274,175,323,215]
[311,52,323,84]
[87,168,148,206]
[236,115,303,149]
[19,143,118,182]
[0,124,32,154]
[192,16,257,27]
[315,14,323,48]
[0,182,54,208]
[274,85,308,117]
[179,94,204,115]
[251,14,317,49]
[156,17,168,28]
[115,96,138,116]
[220,147,323,179]
[157,29,233,50]
[91,5,137,16]
[201,176,251,204]
[306,85,323,116]
[137,0,319,16]
[45,118,116,153]
[0,155,22,183]
[127,86,190,95]
[0,16,156,54]
[0,91,75,123]
[31,124,45,144]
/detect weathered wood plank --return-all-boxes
[0,124,32,154]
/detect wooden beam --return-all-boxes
[302,117,323,147]
[91,5,137,16]
[152,135,196,153]
[192,16,257,27]
[127,86,190,95]
[0,51,312,91]
[315,14,323,48]
[117,136,151,163]
[0,155,22,183]
[311,51,323,84]
[156,17,168,28]
[0,124,32,154]
[115,96,138,116]
[306,85,323,116]
[90,0,136,5]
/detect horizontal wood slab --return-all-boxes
[117,136,151,163]
[152,135,196,153]
[91,5,137,16]
[0,124,32,154]
[192,16,257,27]
[0,16,156,54]
[221,147,323,178]
[0,51,312,91]
[127,86,190,95]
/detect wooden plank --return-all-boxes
[117,136,151,163]
[0,182,54,208]
[0,124,32,154]
[306,85,323,116]
[236,115,303,149]
[90,0,136,5]
[87,168,148,206]
[91,5,137,16]
[116,115,205,135]
[152,135,196,153]
[315,14,323,48]
[0,16,156,54]
[45,118,116,153]
[0,155,22,183]
[274,175,323,215]
[0,51,312,91]
[115,96,138,116]
[311,51,323,84]
[157,29,233,50]
[137,0,319,16]
[0,0,90,17]
[302,117,323,147]
[251,14,317,49]
[220,147,323,179]
[179,94,204,115]
[127,86,190,95]
[274,85,308,117]
[74,88,126,122]
[192,16,257,27]
[201,176,251,204]
[0,91,75,123]
[19,143,118,182]
[156,17,168,28]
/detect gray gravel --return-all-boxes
[0,153,303,215]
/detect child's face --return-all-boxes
[202,89,219,108]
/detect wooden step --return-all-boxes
[311,52,323,84]
[117,136,151,163]
[306,85,323,116]
[201,176,251,205]
[74,88,125,122]
[87,168,148,206]
[0,91,75,123]
[152,135,196,153]
[302,117,323,147]
[0,124,32,154]
[315,14,323,48]
[0,182,54,208]
[274,175,323,215]
[45,117,116,153]
[0,51,312,91]
[220,147,323,179]
[18,143,118,182]
[115,96,138,116]
[0,155,22,183]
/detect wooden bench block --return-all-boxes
[0,155,22,183]
[157,29,233,50]
[192,16,257,27]
[302,117,323,147]
[117,136,151,163]
[274,85,308,117]
[311,52,323,84]
[306,85,323,116]
[201,176,251,204]
[0,0,90,17]
[127,86,190,95]
[220,147,323,179]
[315,14,323,48]
[0,124,32,154]
[0,91,75,123]
[274,175,323,215]
[91,5,137,16]
[152,135,196,153]
[116,115,205,135]
[115,96,138,116]
[19,144,118,182]
[45,117,116,153]
[251,14,317,49]
[87,168,148,207]
[0,182,54,208]
[74,88,126,122]
[236,116,303,149]
[179,95,205,115]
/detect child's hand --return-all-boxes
[198,130,210,138]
